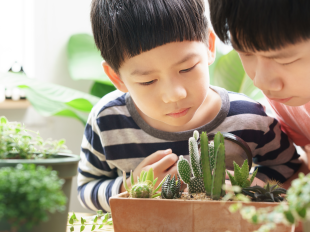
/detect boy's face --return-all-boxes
[236,39,310,106]
[104,37,216,130]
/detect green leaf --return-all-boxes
[93,216,98,223]
[240,160,249,183]
[0,72,100,125]
[130,170,135,186]
[249,169,258,185]
[90,82,116,98]
[284,210,295,224]
[81,217,85,225]
[70,226,74,231]
[0,116,7,124]
[67,33,113,85]
[98,224,103,229]
[80,225,85,232]
[297,207,307,218]
[69,218,74,224]
[227,171,237,186]
[146,168,154,182]
[213,50,264,101]
[91,225,96,231]
[233,161,243,186]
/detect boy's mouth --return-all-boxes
[167,108,190,118]
[269,97,293,103]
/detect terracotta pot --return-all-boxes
[110,193,292,232]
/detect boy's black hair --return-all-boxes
[91,0,208,72]
[209,0,310,52]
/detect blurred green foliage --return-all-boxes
[0,164,66,230]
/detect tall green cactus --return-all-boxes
[177,130,227,199]
[177,131,226,198]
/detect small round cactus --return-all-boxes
[131,181,153,198]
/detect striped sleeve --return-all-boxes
[77,108,123,212]
[226,93,302,183]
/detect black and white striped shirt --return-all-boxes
[78,86,301,212]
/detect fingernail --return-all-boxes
[165,149,171,154]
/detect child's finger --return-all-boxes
[143,149,172,165]
[152,153,178,173]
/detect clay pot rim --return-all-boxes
[111,192,284,206]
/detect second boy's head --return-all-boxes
[209,0,310,107]
[91,0,217,130]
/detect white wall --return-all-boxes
[0,0,95,213]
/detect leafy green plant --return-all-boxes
[68,210,112,232]
[210,49,264,101]
[177,130,226,200]
[1,72,100,125]
[227,160,258,188]
[0,116,69,159]
[242,182,287,202]
[123,168,167,198]
[161,174,182,199]
[0,164,66,230]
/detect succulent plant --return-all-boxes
[242,182,287,202]
[161,174,182,199]
[122,168,166,198]
[227,160,258,188]
[177,131,226,200]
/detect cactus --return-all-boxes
[161,174,182,199]
[123,168,167,198]
[242,182,287,202]
[227,160,258,188]
[177,131,226,200]
[177,134,206,194]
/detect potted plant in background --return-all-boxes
[109,131,291,232]
[0,164,66,232]
[0,116,80,232]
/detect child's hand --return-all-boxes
[120,149,178,193]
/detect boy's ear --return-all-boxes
[102,61,128,93]
[207,30,216,65]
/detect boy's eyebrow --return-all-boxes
[172,53,199,67]
[131,69,159,76]
[130,53,199,76]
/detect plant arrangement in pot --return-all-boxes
[232,172,310,232]
[0,116,80,232]
[109,130,291,232]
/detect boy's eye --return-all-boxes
[139,80,156,86]
[180,64,196,73]
[279,59,299,66]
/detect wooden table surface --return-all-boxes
[67,213,114,232]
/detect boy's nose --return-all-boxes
[162,83,187,104]
[253,64,283,92]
